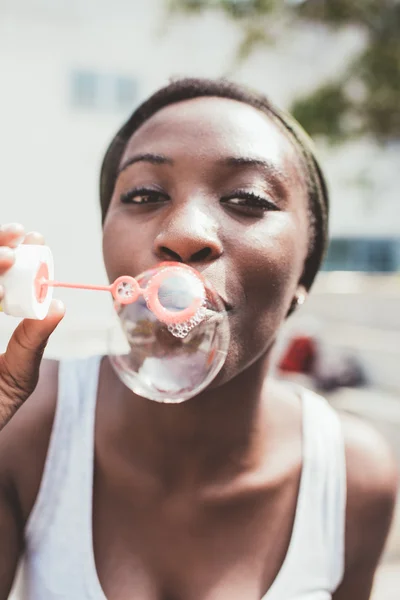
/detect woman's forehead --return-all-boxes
[122,96,301,170]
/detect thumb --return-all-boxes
[0,299,65,416]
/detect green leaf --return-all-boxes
[291,83,351,143]
[168,0,400,142]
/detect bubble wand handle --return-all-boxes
[0,245,205,326]
[41,265,205,326]
[44,281,112,293]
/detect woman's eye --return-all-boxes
[120,189,169,205]
[221,191,279,214]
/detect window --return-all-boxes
[365,240,397,272]
[323,238,400,273]
[71,70,98,109]
[114,76,138,111]
[70,69,138,112]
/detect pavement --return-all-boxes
[372,562,399,600]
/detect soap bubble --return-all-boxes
[107,263,230,403]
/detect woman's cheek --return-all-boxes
[242,217,306,305]
[102,214,138,282]
[102,207,155,281]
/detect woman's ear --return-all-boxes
[286,285,308,317]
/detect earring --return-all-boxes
[296,294,305,307]
[288,293,305,315]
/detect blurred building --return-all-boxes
[0,0,399,386]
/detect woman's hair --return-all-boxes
[100,77,329,291]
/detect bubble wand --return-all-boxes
[0,244,230,402]
[0,245,206,329]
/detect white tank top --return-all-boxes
[21,356,346,599]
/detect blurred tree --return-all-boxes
[169,0,400,143]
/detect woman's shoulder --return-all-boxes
[339,412,398,576]
[0,358,59,523]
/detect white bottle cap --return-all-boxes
[0,245,54,320]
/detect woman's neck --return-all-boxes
[100,354,274,489]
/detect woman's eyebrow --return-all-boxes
[118,153,174,174]
[221,156,290,200]
[222,156,289,182]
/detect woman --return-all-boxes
[0,78,397,599]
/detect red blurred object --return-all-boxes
[278,335,317,375]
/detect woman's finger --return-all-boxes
[0,299,65,428]
[23,231,45,246]
[0,223,25,248]
[0,246,15,276]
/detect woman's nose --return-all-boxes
[153,205,223,264]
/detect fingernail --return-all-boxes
[0,246,15,260]
[24,231,45,245]
[48,299,65,315]
[0,223,24,235]
[9,233,26,248]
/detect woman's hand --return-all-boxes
[0,223,65,430]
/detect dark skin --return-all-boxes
[0,98,398,599]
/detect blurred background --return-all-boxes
[0,1,399,598]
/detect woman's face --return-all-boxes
[103,97,310,382]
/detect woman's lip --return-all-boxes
[204,287,233,312]
[208,296,233,313]
[221,299,233,312]
[205,303,233,318]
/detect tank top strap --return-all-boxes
[265,387,346,599]
[301,388,347,590]
[25,355,102,550]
